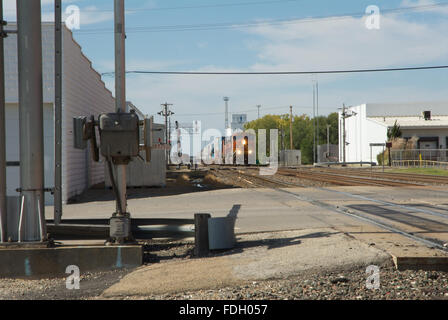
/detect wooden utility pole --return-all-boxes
[289,106,293,150]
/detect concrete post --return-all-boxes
[17,0,47,241]
[0,0,7,242]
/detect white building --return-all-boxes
[5,23,114,204]
[339,102,448,163]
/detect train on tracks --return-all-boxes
[202,131,256,165]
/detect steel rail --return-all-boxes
[228,169,448,252]
[312,167,448,184]
[278,168,421,187]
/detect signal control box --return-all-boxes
[99,112,140,160]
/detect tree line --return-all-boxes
[244,112,339,164]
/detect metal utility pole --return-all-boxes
[312,83,316,163]
[158,103,174,165]
[316,81,319,151]
[0,0,7,242]
[257,105,261,119]
[114,0,127,215]
[289,106,293,150]
[115,0,126,113]
[17,0,47,242]
[340,105,356,164]
[327,124,331,161]
[224,97,229,134]
[342,105,346,164]
[54,0,62,225]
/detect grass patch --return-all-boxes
[388,167,448,176]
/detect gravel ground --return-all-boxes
[1,239,448,300]
[0,268,130,300]
[117,267,448,300]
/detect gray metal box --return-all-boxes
[110,216,131,238]
[99,113,140,158]
[73,116,87,150]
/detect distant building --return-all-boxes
[339,102,448,164]
[4,23,114,205]
[231,114,247,132]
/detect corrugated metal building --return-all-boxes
[4,23,114,205]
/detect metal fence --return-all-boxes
[392,160,448,169]
[390,149,448,162]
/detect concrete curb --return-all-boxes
[0,245,142,278]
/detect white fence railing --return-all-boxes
[392,159,448,169]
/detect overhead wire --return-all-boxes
[74,2,448,35]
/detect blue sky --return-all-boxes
[4,0,448,132]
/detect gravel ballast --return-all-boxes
[118,267,448,300]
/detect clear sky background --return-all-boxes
[3,0,448,132]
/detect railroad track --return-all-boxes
[312,167,448,185]
[227,169,294,188]
[277,168,422,187]
[223,168,448,253]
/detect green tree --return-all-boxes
[245,112,339,164]
[387,120,402,140]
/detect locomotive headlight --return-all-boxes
[237,150,242,155]
[249,150,253,155]
[242,140,247,145]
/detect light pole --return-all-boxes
[224,97,229,135]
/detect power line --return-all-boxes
[173,105,334,117]
[101,65,448,77]
[74,2,448,35]
[72,0,304,13]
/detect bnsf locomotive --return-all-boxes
[202,131,256,166]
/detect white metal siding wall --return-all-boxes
[62,27,115,202]
[5,104,54,202]
[4,24,56,204]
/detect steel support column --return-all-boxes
[114,0,126,113]
[114,0,127,216]
[17,0,46,241]
[0,0,7,242]
[54,0,63,224]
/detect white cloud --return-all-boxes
[109,11,448,131]
[245,14,448,71]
